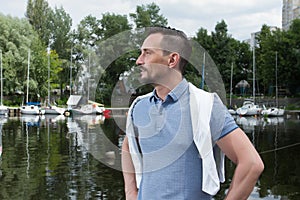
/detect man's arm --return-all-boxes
[216,128,264,200]
[122,136,138,200]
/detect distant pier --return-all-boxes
[8,107,21,116]
[106,107,128,117]
[285,110,300,119]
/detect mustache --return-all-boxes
[139,65,147,71]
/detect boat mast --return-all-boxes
[230,62,233,107]
[253,41,256,103]
[47,45,50,104]
[275,51,278,108]
[87,53,90,100]
[70,47,72,95]
[26,49,30,103]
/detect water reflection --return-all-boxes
[0,115,125,199]
[220,116,300,200]
[0,116,7,157]
[66,114,122,170]
[0,115,299,199]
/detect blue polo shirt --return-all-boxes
[131,79,238,200]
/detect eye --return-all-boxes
[145,50,151,55]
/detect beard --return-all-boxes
[138,65,153,84]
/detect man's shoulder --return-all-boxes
[188,82,214,98]
[129,92,152,110]
[134,92,152,103]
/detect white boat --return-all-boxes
[20,50,45,115]
[66,95,105,115]
[20,102,45,115]
[262,106,284,117]
[0,105,8,115]
[0,50,8,115]
[71,103,105,115]
[261,52,285,117]
[236,99,262,116]
[236,42,262,116]
[43,46,65,115]
[44,105,66,115]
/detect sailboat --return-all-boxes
[236,42,262,116]
[236,99,262,116]
[228,63,237,115]
[44,46,65,115]
[0,50,8,115]
[20,49,45,115]
[261,52,284,117]
[65,53,105,116]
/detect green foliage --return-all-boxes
[130,2,168,28]
[100,13,132,39]
[0,14,48,103]
[194,20,251,95]
[26,0,53,44]
[256,20,300,95]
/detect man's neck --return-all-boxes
[154,77,183,101]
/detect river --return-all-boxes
[0,114,299,199]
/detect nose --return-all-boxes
[136,54,144,66]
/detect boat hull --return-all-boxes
[262,107,285,117]
[0,105,8,115]
[20,105,45,115]
[71,104,105,115]
[236,100,262,116]
[44,106,66,115]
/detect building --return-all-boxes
[248,26,278,48]
[282,0,300,30]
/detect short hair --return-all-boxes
[145,26,192,72]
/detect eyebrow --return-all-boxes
[140,48,156,53]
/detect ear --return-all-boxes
[168,52,180,68]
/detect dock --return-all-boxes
[106,107,129,117]
[285,110,300,119]
[8,107,21,116]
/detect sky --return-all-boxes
[0,0,282,41]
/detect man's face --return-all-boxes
[136,33,170,84]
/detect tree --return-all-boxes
[100,13,132,39]
[95,13,134,105]
[26,0,53,44]
[48,6,73,98]
[210,20,235,93]
[0,14,48,103]
[286,19,300,94]
[229,38,252,94]
[75,15,101,52]
[130,3,168,28]
[194,27,212,53]
[255,25,277,94]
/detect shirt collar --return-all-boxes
[149,79,189,103]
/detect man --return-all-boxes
[122,27,264,200]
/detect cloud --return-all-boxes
[0,0,282,40]
[155,0,281,40]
